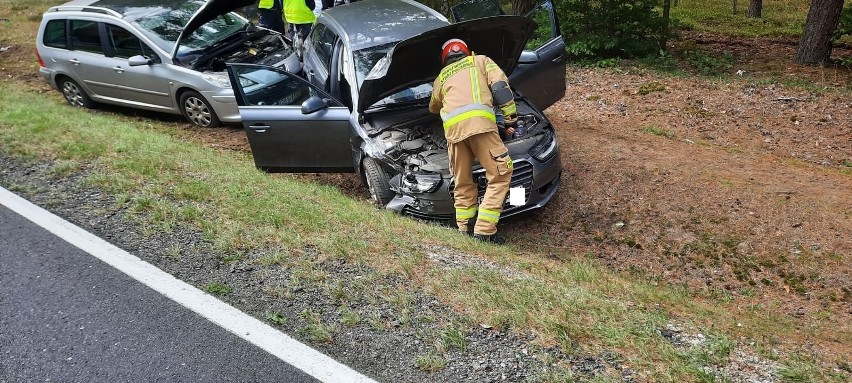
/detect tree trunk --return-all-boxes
[732,0,738,15]
[512,0,536,15]
[796,0,845,65]
[748,0,762,18]
[662,0,672,49]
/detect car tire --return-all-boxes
[180,90,221,128]
[362,157,393,206]
[59,77,95,109]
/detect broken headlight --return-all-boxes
[530,131,558,162]
[400,172,442,194]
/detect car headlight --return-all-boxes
[202,72,232,88]
[531,131,558,162]
[401,172,442,194]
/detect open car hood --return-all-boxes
[173,0,256,58]
[358,15,534,113]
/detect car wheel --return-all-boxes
[59,77,95,109]
[362,157,393,206]
[180,90,220,128]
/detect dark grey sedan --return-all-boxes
[227,0,566,220]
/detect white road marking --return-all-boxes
[0,186,377,383]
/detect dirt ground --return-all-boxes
[174,34,852,363]
[6,32,850,365]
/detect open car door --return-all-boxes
[227,64,354,173]
[509,0,566,110]
[451,0,566,110]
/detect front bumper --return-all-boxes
[385,145,562,221]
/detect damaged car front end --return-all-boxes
[226,0,566,221]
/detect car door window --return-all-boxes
[70,20,103,54]
[43,19,68,49]
[233,66,340,107]
[106,25,161,63]
[310,23,335,71]
[525,1,559,51]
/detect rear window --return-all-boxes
[43,19,67,49]
[70,20,103,54]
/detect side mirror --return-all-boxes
[301,96,329,114]
[518,50,539,64]
[128,55,153,66]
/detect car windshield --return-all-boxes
[132,0,249,55]
[354,42,433,109]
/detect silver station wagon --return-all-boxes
[228,0,567,220]
[35,0,300,127]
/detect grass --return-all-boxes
[266,311,288,326]
[298,309,336,343]
[2,69,849,381]
[204,283,232,296]
[641,125,675,138]
[414,353,446,372]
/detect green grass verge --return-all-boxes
[0,64,846,383]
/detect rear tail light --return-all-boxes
[36,49,45,67]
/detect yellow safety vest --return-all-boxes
[258,0,275,9]
[284,0,316,24]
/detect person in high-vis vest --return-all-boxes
[429,39,518,244]
[257,0,284,33]
[284,0,316,45]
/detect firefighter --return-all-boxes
[257,0,285,33]
[429,38,518,244]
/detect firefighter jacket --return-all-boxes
[429,54,517,144]
[284,0,316,24]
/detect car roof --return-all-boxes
[50,0,201,20]
[320,0,449,51]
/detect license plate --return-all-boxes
[508,186,526,206]
[478,186,528,207]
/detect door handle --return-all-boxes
[552,54,566,63]
[249,124,271,133]
[70,59,80,65]
[112,66,124,73]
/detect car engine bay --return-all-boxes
[371,110,543,177]
[192,31,296,72]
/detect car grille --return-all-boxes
[468,160,533,209]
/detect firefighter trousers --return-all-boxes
[449,131,512,235]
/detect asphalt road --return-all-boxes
[0,204,319,383]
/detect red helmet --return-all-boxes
[441,38,470,65]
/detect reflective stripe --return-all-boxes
[500,103,517,116]
[478,208,501,223]
[456,206,478,219]
[506,158,514,171]
[443,109,496,129]
[439,56,474,83]
[486,63,501,72]
[442,103,493,122]
[470,67,481,104]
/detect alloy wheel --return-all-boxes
[183,96,212,127]
[62,81,85,107]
